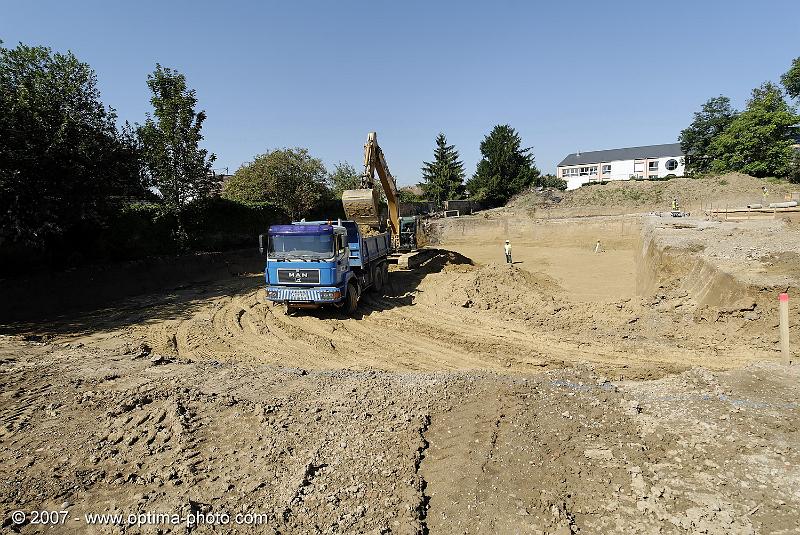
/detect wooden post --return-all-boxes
[780,293,791,365]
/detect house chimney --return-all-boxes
[576,149,581,157]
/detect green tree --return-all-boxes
[223,148,329,220]
[327,160,388,206]
[421,133,465,207]
[466,125,540,205]
[708,83,799,178]
[398,187,424,204]
[678,96,738,174]
[781,56,800,100]
[329,161,361,197]
[0,42,143,249]
[137,64,217,248]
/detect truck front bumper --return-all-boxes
[266,286,344,304]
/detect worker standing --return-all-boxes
[762,185,768,204]
[504,240,512,264]
[672,197,679,211]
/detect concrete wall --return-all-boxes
[443,199,485,214]
[400,202,435,216]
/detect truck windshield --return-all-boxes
[269,234,333,259]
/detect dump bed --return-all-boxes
[342,221,390,267]
[360,233,391,264]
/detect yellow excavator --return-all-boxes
[342,132,409,249]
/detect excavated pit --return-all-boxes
[2,213,799,534]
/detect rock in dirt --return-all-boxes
[584,448,614,461]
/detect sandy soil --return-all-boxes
[2,198,800,533]
[1,336,797,534]
[436,229,636,302]
[507,172,799,218]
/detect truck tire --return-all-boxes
[372,264,384,293]
[344,283,359,315]
[381,262,389,288]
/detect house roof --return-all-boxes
[558,143,683,167]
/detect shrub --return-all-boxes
[536,174,568,191]
[789,152,800,184]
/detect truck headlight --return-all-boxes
[267,290,279,299]
[319,291,341,300]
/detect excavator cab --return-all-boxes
[398,216,419,252]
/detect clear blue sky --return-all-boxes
[2,1,799,185]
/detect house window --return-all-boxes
[665,159,679,171]
[602,165,611,175]
[579,166,598,176]
[648,161,658,171]
[633,161,644,172]
[561,167,579,177]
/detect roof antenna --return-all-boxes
[576,149,581,157]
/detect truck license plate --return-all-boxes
[290,290,311,301]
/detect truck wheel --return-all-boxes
[372,264,384,293]
[381,262,389,288]
[345,283,359,315]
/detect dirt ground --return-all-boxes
[2,186,800,533]
[505,172,799,219]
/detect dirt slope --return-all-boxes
[508,173,798,217]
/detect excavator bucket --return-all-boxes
[342,188,381,227]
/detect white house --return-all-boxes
[557,143,685,190]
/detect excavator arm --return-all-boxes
[342,132,400,240]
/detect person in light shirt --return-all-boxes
[504,240,512,264]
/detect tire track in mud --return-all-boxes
[144,290,549,371]
[106,249,745,376]
[420,389,510,533]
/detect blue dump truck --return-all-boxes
[259,220,390,315]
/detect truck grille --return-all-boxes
[271,288,323,301]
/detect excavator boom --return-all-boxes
[342,132,400,240]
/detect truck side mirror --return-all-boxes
[258,234,266,256]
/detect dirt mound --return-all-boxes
[439,263,560,313]
[509,173,798,217]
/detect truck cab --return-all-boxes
[260,220,390,314]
